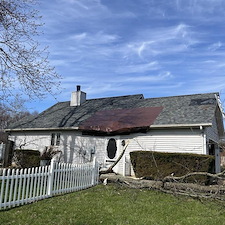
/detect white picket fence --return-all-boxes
[0,158,99,210]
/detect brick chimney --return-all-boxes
[70,85,86,106]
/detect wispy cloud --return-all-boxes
[123,23,197,61]
[71,33,87,41]
[69,31,120,45]
[116,62,159,74]
[208,42,223,51]
[28,0,225,112]
[181,76,225,95]
[175,0,225,15]
[125,72,173,82]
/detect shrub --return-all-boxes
[130,151,215,184]
[12,149,40,168]
[40,146,61,160]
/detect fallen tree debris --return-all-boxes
[100,172,225,201]
[100,141,129,174]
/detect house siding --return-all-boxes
[206,115,219,144]
[8,127,217,175]
[124,128,204,153]
[60,131,107,165]
[118,128,204,176]
[8,131,120,168]
[9,131,51,151]
[205,115,221,173]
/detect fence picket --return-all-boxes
[4,170,10,208]
[71,166,76,192]
[0,158,99,210]
[0,169,5,208]
[29,167,34,200]
[77,165,81,190]
[68,164,71,191]
[25,168,31,204]
[32,167,38,200]
[17,169,23,206]
[59,163,63,194]
[21,168,27,206]
[8,169,14,205]
[56,163,60,193]
[43,166,48,197]
[13,169,19,207]
[39,167,44,197]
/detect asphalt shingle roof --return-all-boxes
[137,93,217,126]
[7,92,219,131]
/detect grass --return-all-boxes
[1,183,225,225]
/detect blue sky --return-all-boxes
[30,0,225,112]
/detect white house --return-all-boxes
[6,86,224,175]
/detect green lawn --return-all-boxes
[1,183,225,225]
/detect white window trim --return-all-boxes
[50,132,61,146]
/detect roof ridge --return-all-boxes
[145,92,219,101]
[57,94,144,104]
[86,94,144,101]
[54,92,218,106]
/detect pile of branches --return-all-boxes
[100,170,225,201]
[100,141,225,200]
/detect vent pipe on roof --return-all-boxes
[70,85,86,106]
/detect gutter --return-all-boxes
[5,123,212,133]
[5,126,80,132]
[150,123,212,128]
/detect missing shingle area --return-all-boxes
[189,98,215,106]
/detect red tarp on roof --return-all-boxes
[79,106,163,134]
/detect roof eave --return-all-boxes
[150,123,212,128]
[5,123,213,132]
[5,127,80,132]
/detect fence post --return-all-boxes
[0,143,3,167]
[3,141,14,168]
[47,160,55,197]
[91,157,95,186]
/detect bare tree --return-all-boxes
[0,0,60,106]
[0,103,38,130]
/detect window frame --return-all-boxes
[107,138,117,159]
[50,132,61,146]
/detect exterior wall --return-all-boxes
[9,127,214,175]
[9,131,51,151]
[62,134,123,173]
[206,116,219,144]
[124,128,204,154]
[8,130,120,171]
[59,131,107,165]
[118,128,204,176]
[205,115,221,173]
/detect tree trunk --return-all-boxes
[100,141,129,174]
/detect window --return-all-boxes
[51,133,61,146]
[208,143,215,156]
[107,138,117,159]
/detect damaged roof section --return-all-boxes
[79,106,163,134]
[6,92,222,135]
[7,94,143,130]
[189,98,216,106]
